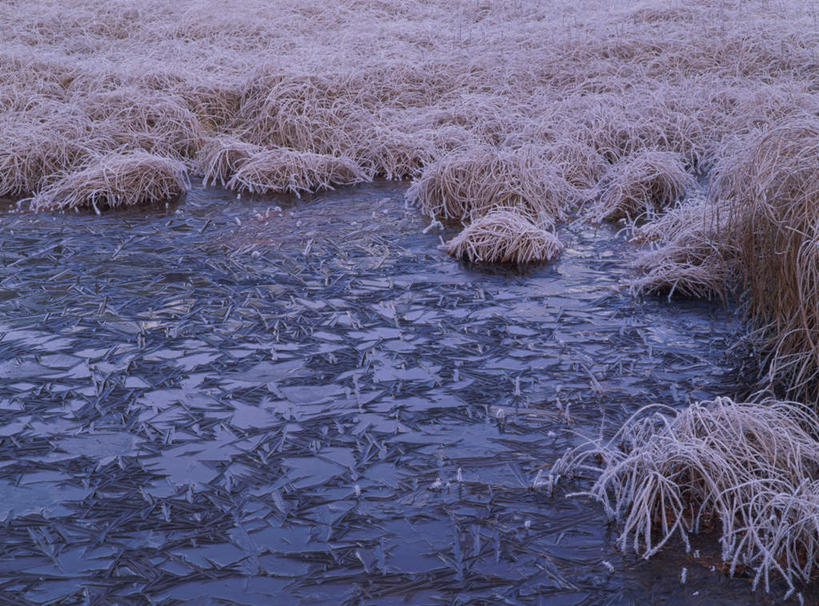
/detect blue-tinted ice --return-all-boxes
[0,183,796,604]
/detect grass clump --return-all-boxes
[29,150,189,211]
[445,208,562,265]
[594,149,694,222]
[711,117,819,400]
[232,72,373,156]
[353,127,436,181]
[79,88,204,158]
[631,195,734,299]
[226,148,368,197]
[197,135,262,187]
[540,138,609,192]
[551,397,819,596]
[406,145,574,225]
[0,105,103,198]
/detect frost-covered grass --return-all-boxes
[3,0,815,215]
[29,151,188,211]
[593,149,693,222]
[551,398,819,596]
[444,208,561,264]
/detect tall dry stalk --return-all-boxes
[710,117,819,400]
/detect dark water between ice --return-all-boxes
[0,182,798,604]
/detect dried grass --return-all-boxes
[28,150,189,211]
[77,88,204,158]
[551,397,819,595]
[352,126,436,181]
[226,148,368,197]
[541,138,609,193]
[0,105,105,197]
[406,145,574,224]
[710,117,819,400]
[0,1,814,219]
[594,149,694,222]
[630,195,734,299]
[197,135,263,187]
[445,208,562,265]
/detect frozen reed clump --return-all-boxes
[232,71,375,155]
[352,126,435,181]
[226,148,368,197]
[427,93,530,148]
[445,208,562,265]
[711,117,819,400]
[29,151,189,211]
[594,149,694,222]
[561,94,711,171]
[79,88,204,158]
[630,195,735,299]
[0,105,104,197]
[406,145,574,225]
[540,138,609,193]
[197,135,263,187]
[551,397,819,595]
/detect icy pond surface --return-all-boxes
[0,182,797,604]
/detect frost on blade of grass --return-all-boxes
[551,397,819,596]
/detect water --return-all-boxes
[0,182,794,604]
